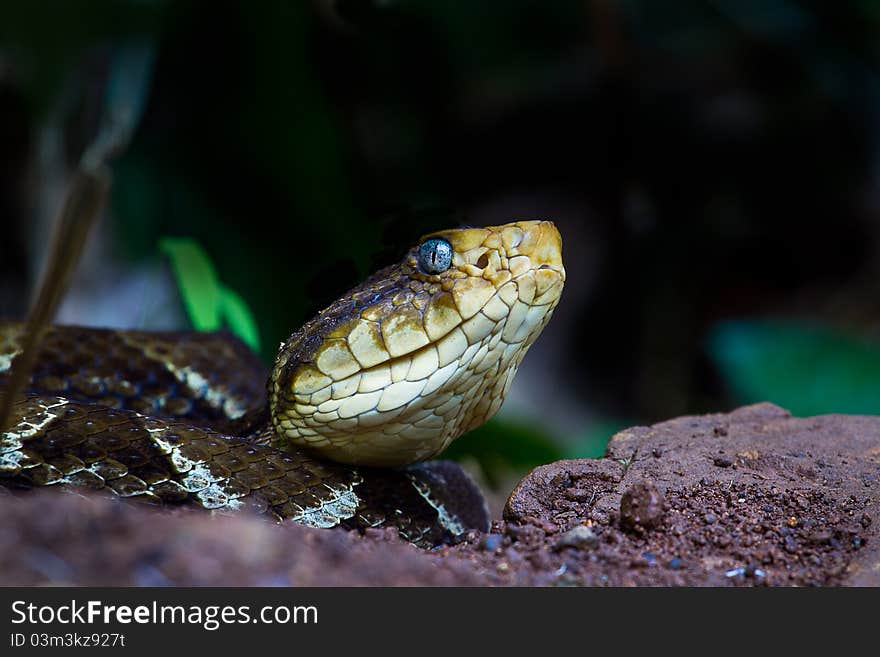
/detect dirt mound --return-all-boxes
[450,403,878,585]
[2,404,877,586]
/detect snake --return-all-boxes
[0,220,565,546]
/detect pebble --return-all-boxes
[480,534,504,551]
[553,525,598,551]
[726,564,766,580]
[619,482,665,532]
[713,457,733,468]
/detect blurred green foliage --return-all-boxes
[443,418,564,489]
[710,320,880,416]
[565,419,630,460]
[159,238,261,351]
[445,416,622,486]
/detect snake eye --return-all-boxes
[417,238,453,275]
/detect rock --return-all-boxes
[619,482,665,532]
[479,534,504,552]
[495,403,880,585]
[503,459,621,523]
[553,525,599,551]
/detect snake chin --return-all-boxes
[270,221,565,468]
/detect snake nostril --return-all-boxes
[476,253,489,269]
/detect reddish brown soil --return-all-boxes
[2,404,877,586]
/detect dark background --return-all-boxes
[3,1,879,490]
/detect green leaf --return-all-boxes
[708,319,880,416]
[218,285,261,352]
[158,237,221,331]
[160,237,262,351]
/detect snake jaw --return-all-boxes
[269,220,565,468]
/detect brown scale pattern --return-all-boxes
[0,327,487,547]
[1,393,359,521]
[0,322,268,434]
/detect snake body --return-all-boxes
[0,221,565,545]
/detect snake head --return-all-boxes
[270,220,565,467]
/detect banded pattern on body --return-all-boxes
[0,322,267,434]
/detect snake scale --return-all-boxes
[0,221,565,546]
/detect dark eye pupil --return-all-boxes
[418,239,452,274]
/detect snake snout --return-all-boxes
[519,220,564,272]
